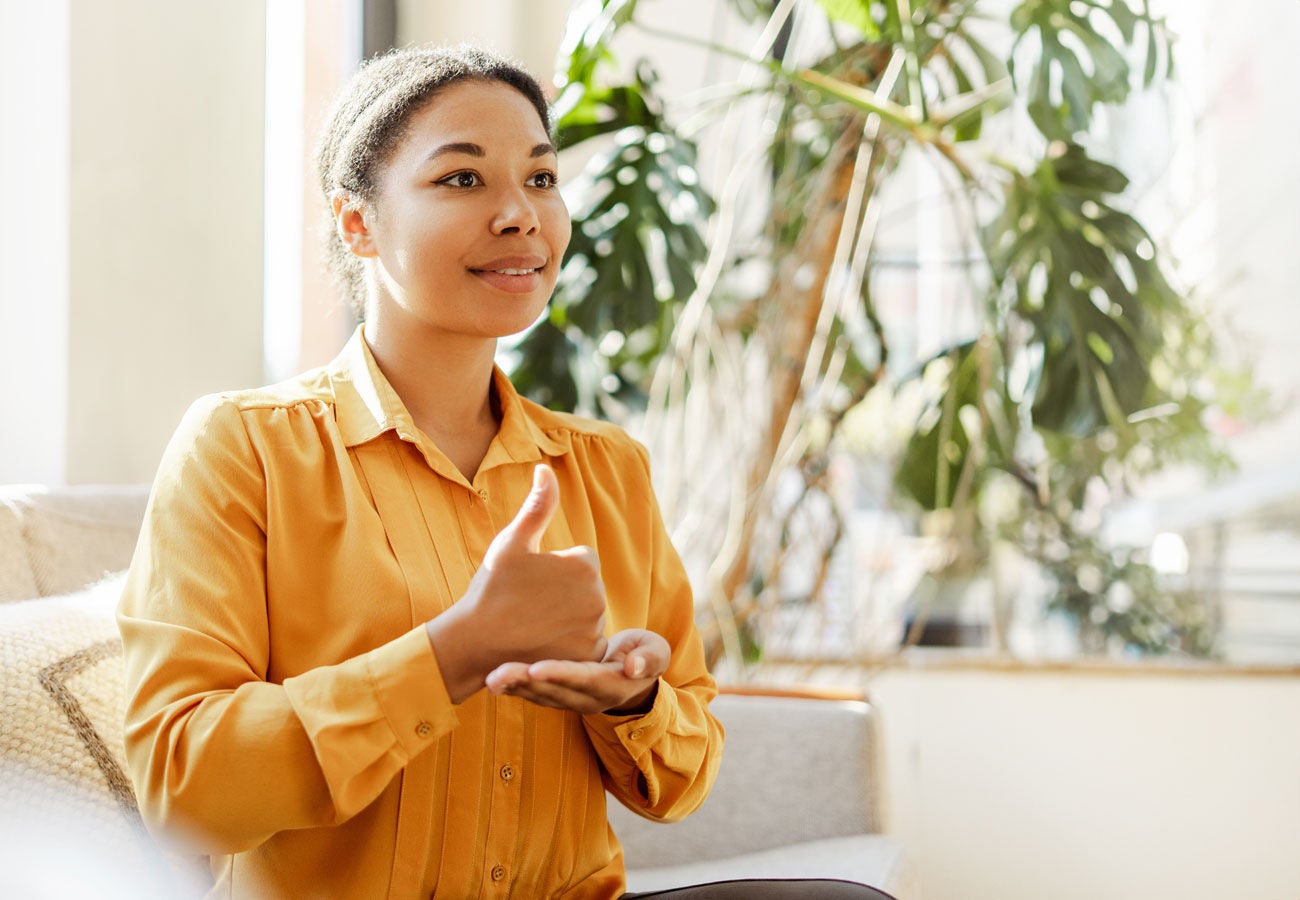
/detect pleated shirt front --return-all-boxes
[118,327,723,899]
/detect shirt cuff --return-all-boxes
[283,624,459,771]
[584,676,674,750]
[368,625,459,758]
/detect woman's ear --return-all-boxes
[331,189,378,258]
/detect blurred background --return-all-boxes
[1,1,1297,898]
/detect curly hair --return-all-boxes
[315,44,552,313]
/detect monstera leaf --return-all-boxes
[1010,0,1170,139]
[515,12,714,414]
[522,0,1244,659]
[896,339,1018,511]
[814,0,882,40]
[985,143,1176,438]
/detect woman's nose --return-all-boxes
[491,187,541,235]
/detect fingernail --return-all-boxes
[631,657,646,678]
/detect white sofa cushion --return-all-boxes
[0,495,38,602]
[0,485,149,600]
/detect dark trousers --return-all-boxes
[624,878,897,899]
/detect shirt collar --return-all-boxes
[329,325,570,464]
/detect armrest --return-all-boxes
[608,684,885,867]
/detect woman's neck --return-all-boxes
[362,318,501,481]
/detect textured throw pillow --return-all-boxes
[0,572,211,896]
[0,574,137,835]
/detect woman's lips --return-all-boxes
[469,256,547,294]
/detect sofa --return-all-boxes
[0,483,911,897]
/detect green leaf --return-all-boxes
[511,321,581,411]
[896,341,1015,511]
[814,0,881,40]
[557,0,643,87]
[788,67,922,133]
[1144,22,1159,85]
[515,125,715,413]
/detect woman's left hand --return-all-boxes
[484,629,670,715]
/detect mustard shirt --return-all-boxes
[118,327,723,899]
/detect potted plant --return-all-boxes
[512,0,1260,668]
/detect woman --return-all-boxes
[120,45,885,899]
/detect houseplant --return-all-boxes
[512,0,1258,668]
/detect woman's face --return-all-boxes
[355,79,571,341]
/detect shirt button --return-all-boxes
[629,728,644,740]
[500,764,515,782]
[415,721,431,738]
[490,865,506,882]
[477,488,489,501]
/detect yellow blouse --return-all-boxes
[118,327,723,899]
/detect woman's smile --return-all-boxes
[469,253,549,293]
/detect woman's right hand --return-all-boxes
[425,464,608,703]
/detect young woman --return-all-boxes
[119,45,887,900]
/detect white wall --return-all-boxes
[0,0,267,485]
[1119,0,1300,485]
[0,0,70,484]
[395,0,572,80]
[1201,1,1300,473]
[64,0,267,484]
[868,664,1300,900]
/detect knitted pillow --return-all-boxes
[0,574,137,829]
[0,573,209,898]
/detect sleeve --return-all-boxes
[117,396,459,855]
[579,441,724,822]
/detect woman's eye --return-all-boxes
[439,171,482,188]
[529,171,559,189]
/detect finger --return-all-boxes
[485,662,532,694]
[485,464,558,562]
[550,544,600,576]
[624,652,649,679]
[502,681,609,714]
[603,628,650,656]
[604,629,671,677]
[526,658,620,686]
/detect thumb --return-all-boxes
[487,464,559,561]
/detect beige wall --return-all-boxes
[395,0,572,82]
[0,0,71,485]
[1,0,582,486]
[0,0,267,485]
[64,0,267,484]
[866,664,1300,900]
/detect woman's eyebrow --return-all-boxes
[424,142,484,163]
[421,142,557,165]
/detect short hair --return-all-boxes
[315,44,552,312]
